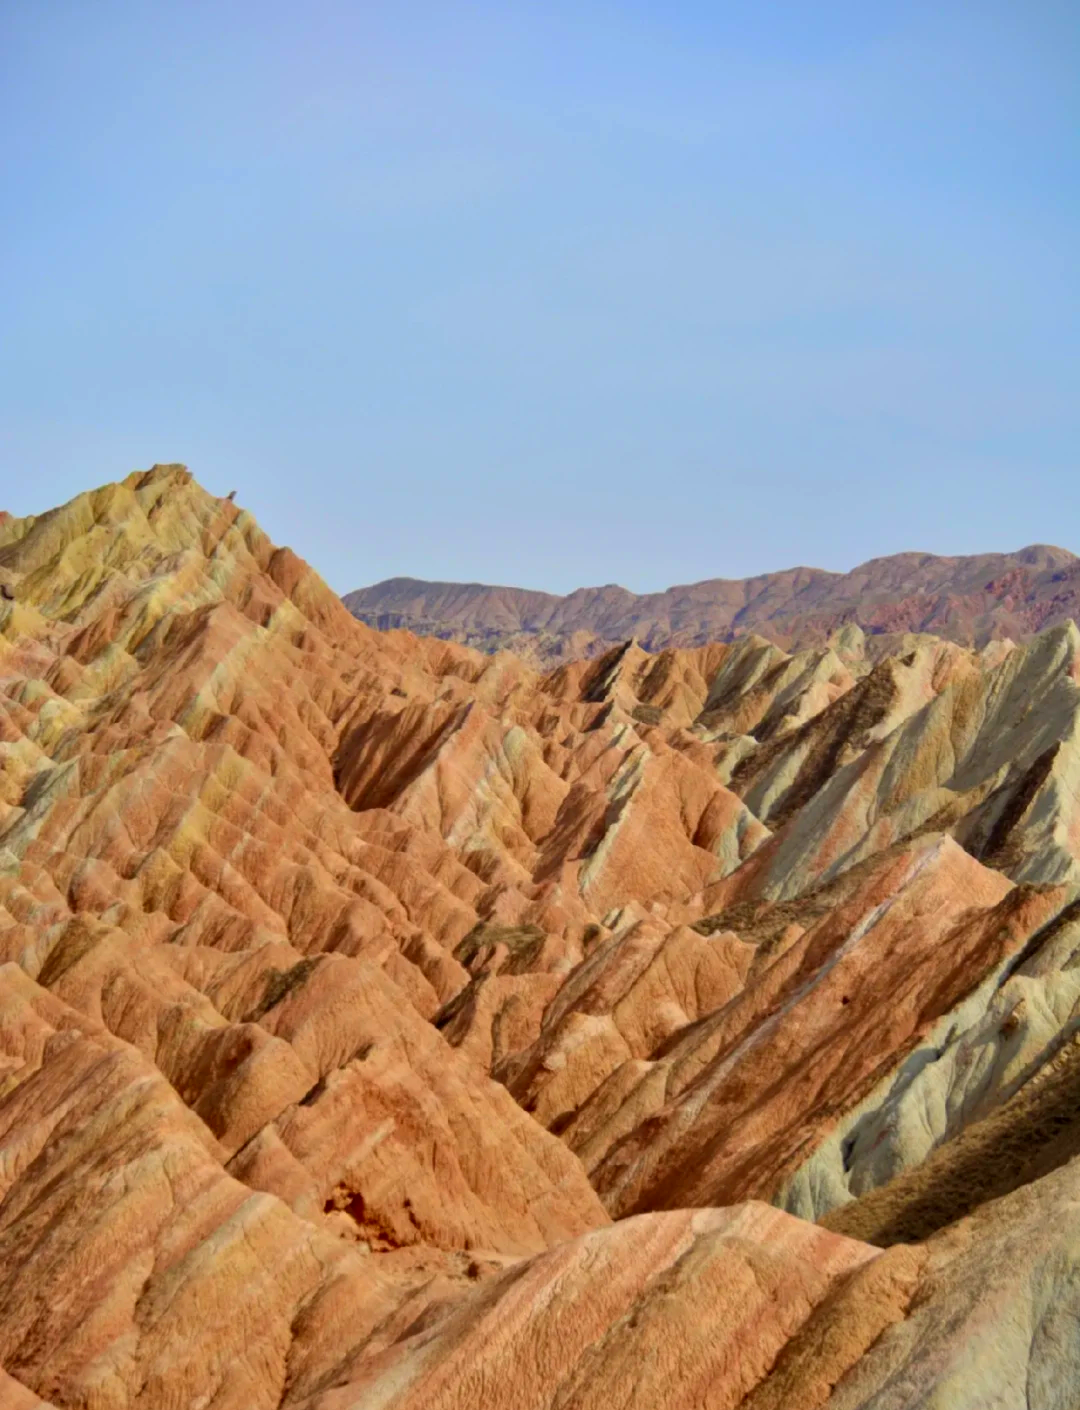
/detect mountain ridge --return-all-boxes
[345,543,1080,665]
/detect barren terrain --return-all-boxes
[3,467,1080,1406]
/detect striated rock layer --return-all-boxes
[2,466,1080,1406]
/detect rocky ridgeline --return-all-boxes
[345,545,1080,666]
[2,466,1080,1406]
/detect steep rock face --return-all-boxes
[301,1204,886,1410]
[820,1156,1080,1409]
[4,467,1080,1407]
[580,838,1066,1216]
[0,970,486,1409]
[301,1159,1080,1409]
[346,542,1080,664]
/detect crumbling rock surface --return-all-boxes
[3,467,1080,1406]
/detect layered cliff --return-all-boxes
[3,467,1080,1407]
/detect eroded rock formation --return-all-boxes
[2,466,1080,1406]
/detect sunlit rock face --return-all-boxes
[3,465,1080,1407]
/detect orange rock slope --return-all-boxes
[3,466,1080,1407]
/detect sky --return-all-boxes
[1,1,1077,595]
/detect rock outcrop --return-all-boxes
[3,466,1080,1406]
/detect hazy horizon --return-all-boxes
[3,2,1077,595]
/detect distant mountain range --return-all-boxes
[344,544,1080,663]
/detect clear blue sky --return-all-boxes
[2,1,1077,594]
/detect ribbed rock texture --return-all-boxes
[346,545,1080,664]
[2,466,1080,1407]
